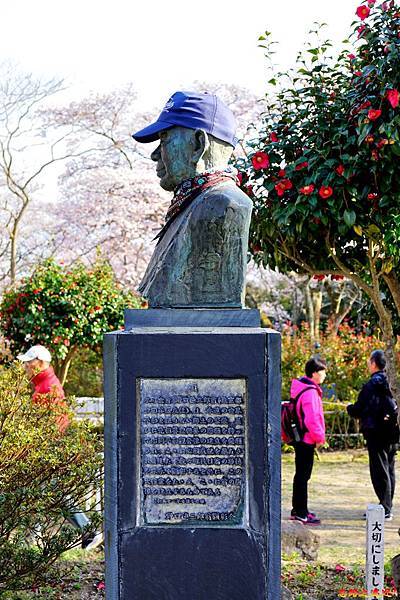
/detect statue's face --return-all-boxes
[151,127,196,191]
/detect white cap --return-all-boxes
[17,345,52,363]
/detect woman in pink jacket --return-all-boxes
[290,357,326,525]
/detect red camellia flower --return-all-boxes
[360,100,371,110]
[270,132,278,142]
[367,109,382,121]
[386,89,399,109]
[275,179,293,197]
[295,161,308,171]
[348,53,356,61]
[368,192,379,199]
[237,172,244,185]
[251,151,270,170]
[332,275,345,281]
[365,135,374,143]
[376,138,388,149]
[371,149,379,161]
[354,70,362,77]
[283,179,293,190]
[299,184,315,195]
[313,274,325,281]
[278,169,286,177]
[319,186,333,199]
[356,4,370,19]
[335,165,345,176]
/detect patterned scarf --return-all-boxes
[155,167,239,242]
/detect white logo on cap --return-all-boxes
[164,99,174,111]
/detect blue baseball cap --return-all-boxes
[132,91,238,148]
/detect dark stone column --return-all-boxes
[104,309,281,600]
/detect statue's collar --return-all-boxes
[154,168,239,243]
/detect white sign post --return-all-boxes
[366,503,385,600]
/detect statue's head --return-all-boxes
[132,91,237,191]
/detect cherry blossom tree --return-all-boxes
[42,85,167,286]
[47,83,260,287]
[0,63,95,285]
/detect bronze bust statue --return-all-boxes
[132,91,252,308]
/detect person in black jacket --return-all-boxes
[347,349,398,519]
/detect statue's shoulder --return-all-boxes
[191,182,253,218]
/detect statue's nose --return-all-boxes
[151,145,161,162]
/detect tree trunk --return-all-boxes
[53,346,78,387]
[304,282,315,341]
[312,290,322,341]
[10,227,17,285]
[368,283,400,400]
[383,272,400,316]
[330,285,359,334]
[327,238,400,400]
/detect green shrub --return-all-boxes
[0,258,141,385]
[282,322,385,403]
[0,363,102,595]
[64,347,103,398]
[281,322,393,441]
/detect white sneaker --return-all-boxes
[83,531,104,550]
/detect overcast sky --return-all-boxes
[2,0,360,108]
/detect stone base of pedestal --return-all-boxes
[104,309,281,600]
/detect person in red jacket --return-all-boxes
[289,357,327,525]
[18,344,69,433]
[18,344,103,551]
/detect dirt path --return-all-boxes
[282,449,400,564]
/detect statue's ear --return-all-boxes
[191,129,209,164]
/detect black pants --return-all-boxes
[292,441,315,518]
[366,437,397,515]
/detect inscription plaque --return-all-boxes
[138,378,247,526]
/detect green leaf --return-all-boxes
[343,210,356,227]
[390,144,400,156]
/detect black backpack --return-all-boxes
[281,386,316,444]
[377,393,400,444]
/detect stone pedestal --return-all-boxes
[104,309,281,600]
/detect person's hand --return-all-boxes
[316,442,328,450]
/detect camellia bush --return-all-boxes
[281,321,386,402]
[0,258,141,384]
[0,363,102,594]
[237,0,400,394]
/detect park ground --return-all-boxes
[4,449,400,599]
[282,449,400,599]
